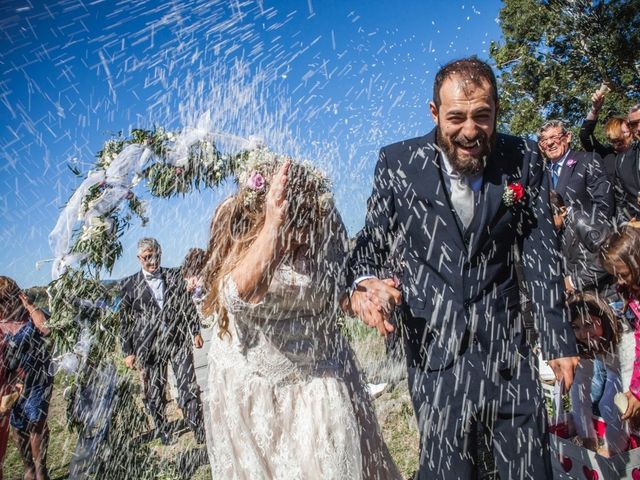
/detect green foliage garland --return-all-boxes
[48,126,252,478]
[490,0,640,138]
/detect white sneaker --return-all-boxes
[367,382,388,398]
[538,353,556,382]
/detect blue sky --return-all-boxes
[0,0,503,287]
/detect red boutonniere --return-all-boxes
[503,182,524,207]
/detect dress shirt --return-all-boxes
[143,269,165,309]
[351,148,484,292]
[548,150,570,182]
[437,147,484,194]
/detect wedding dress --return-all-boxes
[204,213,401,480]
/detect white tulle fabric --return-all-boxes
[204,216,401,480]
[48,112,263,280]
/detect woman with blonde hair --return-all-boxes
[202,151,400,479]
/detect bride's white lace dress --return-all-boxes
[204,215,401,480]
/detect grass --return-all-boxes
[4,317,419,479]
[4,376,77,480]
[342,316,419,477]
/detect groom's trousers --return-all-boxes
[141,345,204,437]
[408,343,551,480]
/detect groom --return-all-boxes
[119,237,205,445]
[348,57,579,479]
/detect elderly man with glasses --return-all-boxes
[538,120,614,223]
[119,237,205,445]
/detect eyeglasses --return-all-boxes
[628,120,640,129]
[538,133,567,146]
[610,137,630,146]
[138,253,160,262]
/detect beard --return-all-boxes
[437,125,495,176]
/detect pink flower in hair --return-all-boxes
[246,171,266,191]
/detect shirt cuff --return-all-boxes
[349,275,377,298]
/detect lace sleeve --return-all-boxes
[220,277,264,315]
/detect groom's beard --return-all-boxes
[437,126,495,176]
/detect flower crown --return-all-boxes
[235,147,332,212]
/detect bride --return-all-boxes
[201,151,401,479]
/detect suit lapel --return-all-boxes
[617,147,640,198]
[555,152,578,196]
[632,149,640,193]
[160,268,173,311]
[410,134,467,253]
[466,149,507,258]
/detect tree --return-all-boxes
[490,0,640,138]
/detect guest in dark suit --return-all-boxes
[538,119,614,222]
[347,57,579,479]
[549,191,613,295]
[120,237,205,445]
[612,104,640,222]
[613,141,640,222]
[628,103,640,141]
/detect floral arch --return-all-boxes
[46,126,262,478]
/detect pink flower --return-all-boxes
[246,171,266,191]
[175,167,184,175]
[566,158,577,168]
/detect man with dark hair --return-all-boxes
[120,238,205,445]
[348,57,579,479]
[628,104,640,141]
[537,119,613,223]
[608,104,640,222]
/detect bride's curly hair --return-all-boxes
[202,158,332,339]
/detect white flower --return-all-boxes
[79,225,97,242]
[89,217,107,228]
[200,141,217,166]
[56,352,79,374]
[131,174,142,187]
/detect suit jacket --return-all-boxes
[614,143,640,222]
[550,150,613,221]
[348,129,578,371]
[561,211,612,292]
[119,267,201,365]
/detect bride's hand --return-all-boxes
[264,160,290,235]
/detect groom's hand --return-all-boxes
[548,356,580,392]
[350,278,401,336]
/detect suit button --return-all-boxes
[463,300,471,309]
[472,336,478,345]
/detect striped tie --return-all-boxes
[551,162,560,189]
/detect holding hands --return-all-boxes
[347,278,401,337]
